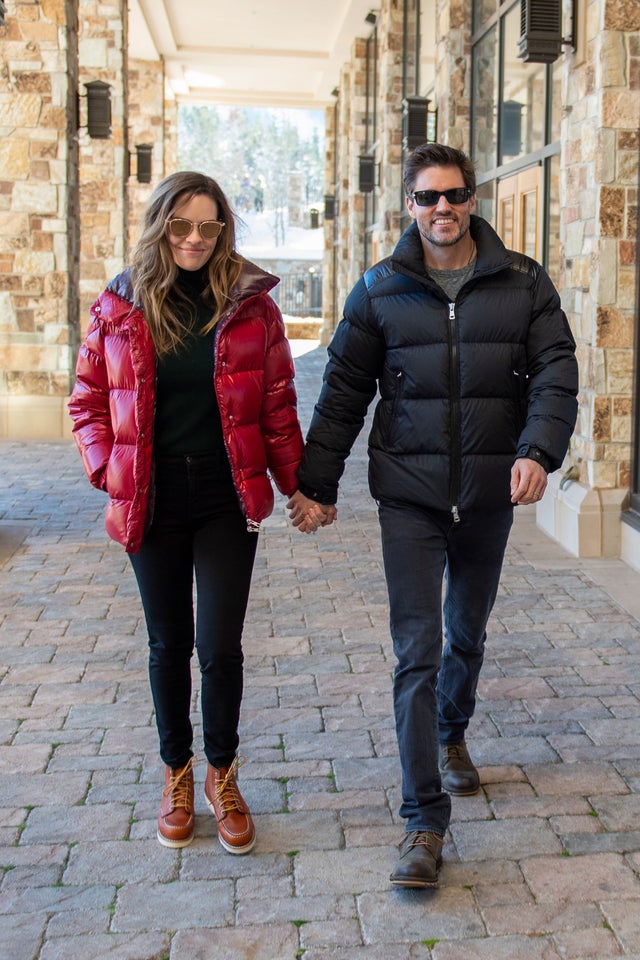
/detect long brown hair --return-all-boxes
[130,171,244,356]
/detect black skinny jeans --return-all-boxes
[129,453,258,769]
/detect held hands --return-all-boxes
[287,490,337,534]
[510,458,548,505]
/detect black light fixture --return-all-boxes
[358,155,377,193]
[517,0,563,62]
[323,194,336,220]
[83,80,112,139]
[365,10,377,24]
[135,144,153,183]
[331,86,339,97]
[402,97,431,152]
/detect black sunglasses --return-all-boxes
[410,187,473,207]
[166,218,225,240]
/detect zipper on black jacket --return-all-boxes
[448,301,461,523]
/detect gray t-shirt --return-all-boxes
[427,257,476,301]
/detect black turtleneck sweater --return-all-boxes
[153,267,226,457]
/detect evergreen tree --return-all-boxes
[178,105,324,246]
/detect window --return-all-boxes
[471,0,561,271]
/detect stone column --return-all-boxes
[376,0,406,256]
[434,0,472,150]
[77,0,127,330]
[346,39,369,293]
[538,0,639,557]
[127,57,166,255]
[0,0,80,437]
[334,38,368,324]
[321,102,337,341]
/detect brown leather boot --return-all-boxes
[204,757,256,854]
[157,757,195,848]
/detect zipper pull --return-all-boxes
[452,505,460,523]
[449,302,455,319]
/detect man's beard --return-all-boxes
[419,219,470,248]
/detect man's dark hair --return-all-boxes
[403,143,476,196]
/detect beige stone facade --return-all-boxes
[0,0,176,436]
[0,0,79,436]
[0,0,639,564]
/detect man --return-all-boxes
[288,143,578,888]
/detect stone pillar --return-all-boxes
[346,39,368,294]
[127,57,166,254]
[321,102,337,341]
[434,0,472,150]
[77,0,127,330]
[537,0,639,557]
[332,38,368,329]
[0,0,80,437]
[376,0,406,255]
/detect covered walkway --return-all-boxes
[1,343,640,959]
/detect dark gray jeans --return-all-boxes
[379,500,513,834]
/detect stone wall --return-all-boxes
[0,0,79,436]
[435,0,472,149]
[126,57,165,257]
[321,101,337,339]
[561,0,639,498]
[77,0,126,328]
[376,0,407,253]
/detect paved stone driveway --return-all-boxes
[1,343,639,960]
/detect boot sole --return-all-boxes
[389,875,439,888]
[442,783,480,796]
[156,828,194,848]
[218,832,256,855]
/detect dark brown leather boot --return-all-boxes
[439,740,480,796]
[390,831,444,887]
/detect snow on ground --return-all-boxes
[236,210,323,261]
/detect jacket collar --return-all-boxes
[105,258,279,308]
[390,215,513,279]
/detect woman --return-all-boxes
[69,171,306,854]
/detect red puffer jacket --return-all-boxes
[68,260,303,553]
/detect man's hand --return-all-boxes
[510,458,548,505]
[287,490,337,533]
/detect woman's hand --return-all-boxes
[287,490,337,533]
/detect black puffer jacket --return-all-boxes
[298,216,578,515]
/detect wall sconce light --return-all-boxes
[402,96,438,151]
[358,155,378,193]
[81,80,112,139]
[365,11,377,24]
[323,194,336,220]
[331,87,339,98]
[517,0,563,62]
[134,144,153,183]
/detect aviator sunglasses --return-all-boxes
[166,218,226,240]
[410,187,473,207]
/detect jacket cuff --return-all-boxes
[516,445,551,473]
[297,481,336,505]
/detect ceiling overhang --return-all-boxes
[129,0,378,109]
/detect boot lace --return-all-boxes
[214,755,246,813]
[163,757,195,812]
[406,830,442,852]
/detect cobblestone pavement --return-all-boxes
[1,342,640,960]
